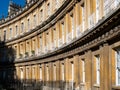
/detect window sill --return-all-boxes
[112,85,120,89]
[93,84,100,88]
[80,83,86,86]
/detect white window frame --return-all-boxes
[28,19,30,31]
[26,68,29,80]
[116,49,120,85]
[20,67,23,80]
[62,63,64,81]
[32,67,35,80]
[96,0,100,23]
[4,30,6,41]
[40,65,42,81]
[39,37,43,53]
[40,9,43,22]
[82,60,85,83]
[61,22,64,43]
[47,3,50,16]
[16,25,18,36]
[10,28,12,39]
[34,15,36,26]
[70,14,74,39]
[81,5,85,32]
[96,55,100,84]
[54,64,56,81]
[46,65,49,81]
[21,23,24,33]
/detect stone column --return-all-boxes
[85,50,92,90]
[65,14,69,43]
[56,61,60,89]
[65,58,69,89]
[74,55,79,89]
[103,43,110,90]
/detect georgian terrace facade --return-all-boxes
[0,0,120,90]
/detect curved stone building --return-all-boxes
[0,0,120,90]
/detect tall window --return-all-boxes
[46,65,49,81]
[40,9,43,22]
[34,15,36,26]
[20,68,23,80]
[28,19,30,31]
[61,22,64,43]
[96,55,100,84]
[21,23,24,33]
[4,30,6,41]
[116,48,120,85]
[40,65,42,81]
[61,63,64,81]
[39,37,42,52]
[54,64,56,81]
[16,26,18,35]
[70,14,74,39]
[81,4,85,32]
[82,60,85,83]
[47,3,50,16]
[96,0,100,23]
[55,0,59,9]
[32,67,35,80]
[15,46,17,58]
[26,68,29,80]
[71,62,74,90]
[104,0,120,16]
[10,28,12,39]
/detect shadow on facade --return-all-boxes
[0,40,17,90]
[0,79,76,90]
[0,41,76,90]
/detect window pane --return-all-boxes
[118,70,120,84]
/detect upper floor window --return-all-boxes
[40,9,43,22]
[10,28,12,38]
[104,0,120,16]
[16,26,18,35]
[61,21,64,43]
[96,0,100,23]
[47,3,50,16]
[21,23,24,33]
[28,19,30,30]
[55,0,59,9]
[81,4,85,32]
[39,37,42,49]
[34,15,36,26]
[70,13,74,33]
[116,48,120,85]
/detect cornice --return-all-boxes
[14,25,120,66]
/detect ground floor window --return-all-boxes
[116,48,120,85]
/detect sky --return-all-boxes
[0,0,25,19]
